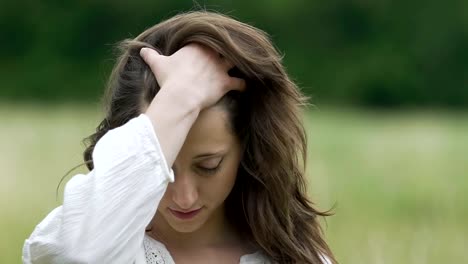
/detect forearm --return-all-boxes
[144,85,201,167]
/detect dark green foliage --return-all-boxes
[0,0,466,107]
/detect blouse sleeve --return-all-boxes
[22,114,175,264]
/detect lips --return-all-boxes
[169,208,202,220]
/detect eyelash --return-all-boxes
[197,157,223,175]
[198,165,220,175]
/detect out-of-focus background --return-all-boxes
[1,1,467,263]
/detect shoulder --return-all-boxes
[239,251,272,264]
[241,251,332,264]
[320,254,332,264]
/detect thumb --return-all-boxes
[140,47,166,76]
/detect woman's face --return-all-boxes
[155,106,242,233]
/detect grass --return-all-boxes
[1,104,466,263]
[305,107,468,263]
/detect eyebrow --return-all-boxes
[193,150,226,159]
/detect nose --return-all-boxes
[169,172,199,210]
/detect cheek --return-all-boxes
[158,192,170,208]
[200,168,238,204]
[158,183,176,208]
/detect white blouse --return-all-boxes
[22,114,271,264]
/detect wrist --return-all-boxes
[144,84,201,130]
[157,82,202,115]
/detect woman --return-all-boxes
[22,11,336,264]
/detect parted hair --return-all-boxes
[82,11,336,264]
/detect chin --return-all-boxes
[168,221,204,233]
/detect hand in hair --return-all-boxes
[140,43,245,167]
[140,43,245,111]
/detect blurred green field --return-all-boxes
[1,104,467,263]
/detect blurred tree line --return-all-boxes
[1,0,467,108]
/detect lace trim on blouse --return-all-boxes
[143,235,174,264]
[143,234,271,264]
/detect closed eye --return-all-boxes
[198,166,220,173]
[196,157,224,175]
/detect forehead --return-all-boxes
[182,107,236,150]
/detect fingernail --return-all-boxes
[140,47,148,57]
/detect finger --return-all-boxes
[140,47,164,73]
[221,57,235,70]
[226,77,246,92]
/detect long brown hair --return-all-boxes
[83,11,336,264]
